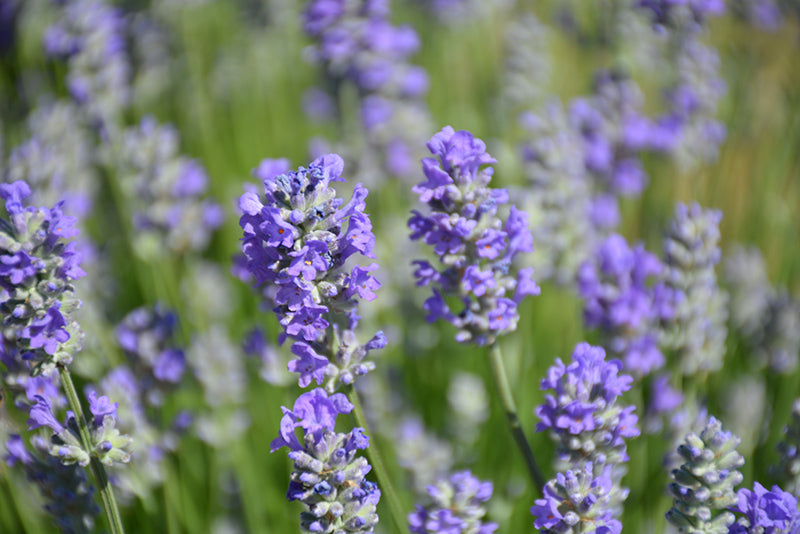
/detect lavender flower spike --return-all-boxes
[272,388,380,533]
[409,126,539,346]
[578,233,673,377]
[408,470,498,534]
[0,180,85,373]
[536,342,640,470]
[531,462,622,534]
[239,154,386,391]
[661,202,728,376]
[665,416,744,533]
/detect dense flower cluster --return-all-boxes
[0,181,85,373]
[44,0,131,130]
[302,0,431,179]
[5,434,99,532]
[531,462,622,534]
[578,234,674,377]
[116,117,223,256]
[661,202,728,376]
[408,470,498,534]
[536,343,640,470]
[409,126,539,345]
[239,153,386,390]
[729,482,800,533]
[666,416,744,532]
[271,389,380,533]
[535,343,639,525]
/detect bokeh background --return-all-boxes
[1,0,800,532]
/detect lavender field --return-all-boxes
[1,1,800,533]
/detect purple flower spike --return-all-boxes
[239,154,386,391]
[1,180,85,371]
[578,234,672,378]
[409,470,498,534]
[410,127,538,346]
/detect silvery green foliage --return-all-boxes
[501,12,551,114]
[517,101,595,286]
[661,202,728,376]
[666,416,744,533]
[5,434,99,533]
[771,399,800,495]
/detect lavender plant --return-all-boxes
[409,125,544,492]
[239,153,386,391]
[578,233,674,378]
[409,126,539,346]
[408,471,498,534]
[271,388,381,533]
[536,342,639,519]
[0,180,129,533]
[665,416,744,533]
[44,0,131,133]
[660,202,728,377]
[530,462,622,534]
[302,0,431,181]
[115,117,223,257]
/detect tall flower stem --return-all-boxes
[488,342,545,495]
[345,385,406,533]
[57,364,125,534]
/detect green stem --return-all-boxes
[58,365,126,534]
[345,386,406,534]
[487,342,545,495]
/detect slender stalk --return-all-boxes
[345,385,406,534]
[57,365,125,534]
[487,342,545,495]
